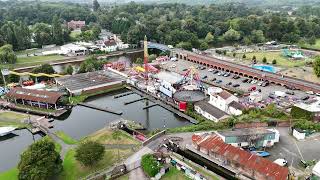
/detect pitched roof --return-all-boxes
[194,101,229,119]
[192,134,289,180]
[217,90,233,100]
[229,100,245,110]
[6,87,63,104]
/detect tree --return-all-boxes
[223,28,241,42]
[314,56,320,77]
[0,44,17,64]
[252,56,256,60]
[242,54,246,59]
[65,65,74,75]
[52,15,64,45]
[32,64,55,74]
[262,57,267,63]
[75,141,105,167]
[18,138,62,180]
[149,54,157,62]
[33,23,52,47]
[93,0,100,12]
[78,56,102,73]
[176,42,192,51]
[141,154,161,177]
[250,30,265,43]
[200,41,209,51]
[272,59,277,64]
[233,52,236,57]
[204,32,214,44]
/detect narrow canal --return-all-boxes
[0,90,191,171]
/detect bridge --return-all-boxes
[78,103,123,115]
[173,49,320,93]
[147,42,171,52]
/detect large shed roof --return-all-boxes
[6,87,63,104]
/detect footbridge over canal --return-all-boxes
[173,49,320,93]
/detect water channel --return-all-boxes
[0,89,191,171]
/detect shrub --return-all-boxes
[291,106,313,120]
[141,154,161,177]
[242,54,246,58]
[252,55,256,60]
[262,57,267,63]
[272,59,277,64]
[233,52,236,57]
[75,141,105,167]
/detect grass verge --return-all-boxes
[0,168,18,180]
[55,131,78,145]
[161,167,192,180]
[0,111,29,128]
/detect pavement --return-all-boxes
[128,167,149,180]
[163,59,318,100]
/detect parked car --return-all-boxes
[216,80,223,84]
[273,159,288,167]
[202,75,208,79]
[251,80,257,84]
[170,64,176,68]
[211,77,217,81]
[224,72,231,77]
[182,68,188,71]
[286,91,295,95]
[234,75,240,79]
[301,96,310,100]
[306,91,314,95]
[232,84,240,87]
[212,70,219,74]
[208,68,213,72]
[257,81,263,86]
[251,151,270,157]
[269,94,276,99]
[261,81,269,87]
[247,79,253,83]
[217,72,223,76]
[226,82,232,86]
[242,79,249,83]
[316,92,320,96]
[248,86,256,91]
[200,66,206,70]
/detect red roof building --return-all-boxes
[67,20,86,30]
[191,133,289,180]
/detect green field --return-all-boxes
[236,51,310,68]
[301,39,320,50]
[161,167,191,180]
[55,131,78,145]
[0,111,29,128]
[0,168,18,180]
[17,55,65,65]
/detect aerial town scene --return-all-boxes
[1,0,320,180]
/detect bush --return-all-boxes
[75,141,105,167]
[141,154,161,177]
[291,106,313,120]
[272,59,277,64]
[252,55,256,60]
[242,54,246,58]
[262,57,267,63]
[232,52,236,57]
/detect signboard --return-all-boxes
[1,69,10,76]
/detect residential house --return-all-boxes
[191,133,289,180]
[216,128,278,148]
[194,101,229,122]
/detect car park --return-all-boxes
[200,66,206,70]
[251,80,257,84]
[202,75,208,79]
[170,64,176,68]
[212,70,219,74]
[211,77,217,81]
[216,80,223,84]
[261,81,269,87]
[234,75,240,79]
[257,81,263,86]
[217,72,222,76]
[242,79,249,83]
[247,79,253,83]
[208,68,213,72]
[286,91,295,95]
[316,93,320,96]
[182,68,188,71]
[248,86,256,91]
[306,91,314,95]
[224,72,231,77]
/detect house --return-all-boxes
[208,88,244,116]
[102,40,118,52]
[216,128,278,148]
[194,101,229,122]
[67,20,85,30]
[191,133,289,180]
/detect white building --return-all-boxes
[60,43,87,56]
[194,101,229,122]
[208,88,244,116]
[155,71,182,98]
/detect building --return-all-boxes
[194,101,229,122]
[216,128,278,148]
[6,87,63,110]
[102,40,118,52]
[155,71,183,98]
[191,133,289,180]
[60,43,87,56]
[55,70,125,96]
[208,88,244,116]
[67,20,85,30]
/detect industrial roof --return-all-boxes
[6,87,63,104]
[217,90,233,100]
[217,128,274,137]
[192,133,289,180]
[229,101,245,110]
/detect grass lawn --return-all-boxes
[16,55,65,65]
[55,131,78,145]
[237,51,310,68]
[60,148,133,180]
[161,167,191,180]
[0,111,29,128]
[301,39,320,50]
[82,128,140,145]
[0,168,18,180]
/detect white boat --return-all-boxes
[0,126,16,136]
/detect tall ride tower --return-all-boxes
[143,35,149,81]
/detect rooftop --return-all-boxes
[155,71,183,84]
[229,101,245,110]
[194,101,229,119]
[217,128,274,137]
[6,87,63,104]
[55,70,125,93]
[217,90,233,100]
[192,133,289,180]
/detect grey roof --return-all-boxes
[229,101,245,110]
[218,128,274,137]
[195,101,229,119]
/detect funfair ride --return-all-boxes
[179,66,203,90]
